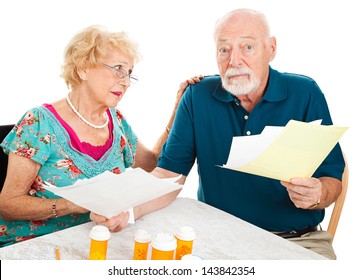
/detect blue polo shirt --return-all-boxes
[158,67,345,232]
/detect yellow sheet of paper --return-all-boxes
[232,120,348,181]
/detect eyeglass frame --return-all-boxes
[98,62,138,83]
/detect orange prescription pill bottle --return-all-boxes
[89,225,111,260]
[175,226,196,260]
[133,229,151,260]
[151,232,177,260]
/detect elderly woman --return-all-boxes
[0,25,199,247]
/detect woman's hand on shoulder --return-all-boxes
[175,75,204,106]
[184,75,204,85]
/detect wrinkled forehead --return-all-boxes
[214,11,270,42]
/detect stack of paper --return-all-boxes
[43,168,182,218]
[221,120,348,181]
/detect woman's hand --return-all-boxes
[175,75,204,107]
[90,211,130,232]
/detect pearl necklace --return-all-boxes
[66,94,109,129]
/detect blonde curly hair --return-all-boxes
[61,25,141,89]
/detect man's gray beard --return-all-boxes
[221,68,261,96]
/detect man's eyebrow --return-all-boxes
[217,36,256,43]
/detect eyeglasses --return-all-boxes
[99,62,138,83]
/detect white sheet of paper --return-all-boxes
[43,168,182,218]
[225,125,284,167]
[221,120,347,181]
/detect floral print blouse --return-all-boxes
[0,106,137,247]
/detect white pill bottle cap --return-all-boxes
[89,225,111,241]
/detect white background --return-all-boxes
[0,0,360,271]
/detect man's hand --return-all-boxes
[281,177,322,209]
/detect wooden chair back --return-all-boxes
[327,154,349,242]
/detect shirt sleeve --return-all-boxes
[306,83,345,180]
[157,87,196,175]
[1,107,51,165]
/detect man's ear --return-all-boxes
[269,36,277,62]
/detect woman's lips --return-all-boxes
[111,91,123,97]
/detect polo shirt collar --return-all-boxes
[212,80,235,103]
[212,66,287,103]
[262,66,287,102]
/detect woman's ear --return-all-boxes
[77,68,88,80]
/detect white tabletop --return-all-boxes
[0,197,325,260]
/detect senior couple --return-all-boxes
[0,9,344,259]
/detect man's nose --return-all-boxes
[229,49,245,68]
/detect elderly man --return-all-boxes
[152,9,345,259]
[94,9,344,259]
